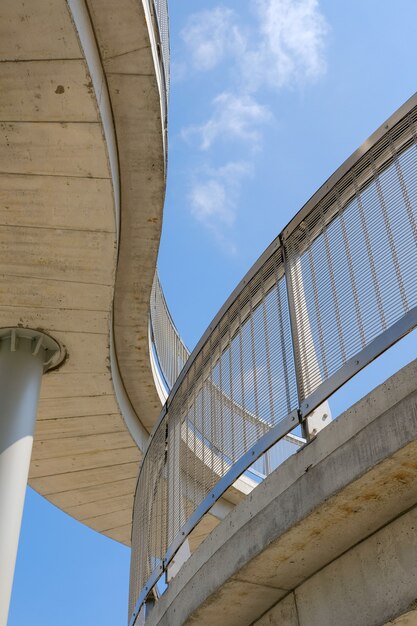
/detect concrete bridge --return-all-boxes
[128,90,417,626]
[0,1,168,622]
[1,3,417,626]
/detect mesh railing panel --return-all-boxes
[130,251,299,617]
[150,0,170,146]
[130,97,417,623]
[164,254,298,545]
[285,110,417,401]
[153,0,170,95]
[129,413,168,618]
[150,272,189,390]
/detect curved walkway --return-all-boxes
[0,0,166,544]
[145,359,417,626]
[129,93,417,620]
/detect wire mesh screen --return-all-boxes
[151,0,170,146]
[165,253,298,546]
[285,110,417,401]
[153,250,297,545]
[152,0,170,95]
[150,270,301,472]
[130,251,298,615]
[150,273,189,390]
[129,414,168,618]
[130,98,417,623]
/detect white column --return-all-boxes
[0,329,63,626]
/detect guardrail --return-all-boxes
[150,273,189,393]
[129,94,417,624]
[149,273,305,474]
[152,0,170,97]
[145,0,170,161]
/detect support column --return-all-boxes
[0,328,64,626]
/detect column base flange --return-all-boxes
[0,327,66,372]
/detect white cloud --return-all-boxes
[181,7,244,72]
[182,92,271,150]
[245,0,328,91]
[180,1,329,253]
[189,161,252,252]
[181,1,328,91]
[190,179,231,225]
[180,1,328,150]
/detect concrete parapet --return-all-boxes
[146,358,417,626]
[254,505,417,626]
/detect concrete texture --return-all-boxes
[386,611,417,625]
[0,0,166,544]
[145,358,417,626]
[295,506,417,626]
[87,0,166,433]
[255,594,298,626]
[254,508,417,626]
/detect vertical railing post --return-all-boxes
[166,406,190,585]
[280,238,331,440]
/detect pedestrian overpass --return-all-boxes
[1,2,417,626]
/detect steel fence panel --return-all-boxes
[129,97,417,623]
[285,109,417,401]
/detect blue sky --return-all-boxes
[9,1,417,624]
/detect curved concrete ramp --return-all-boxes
[0,0,165,544]
[146,358,417,626]
[87,0,166,434]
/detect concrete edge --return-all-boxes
[146,357,417,626]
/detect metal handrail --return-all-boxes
[152,0,170,96]
[129,93,417,624]
[150,272,189,392]
[150,0,170,158]
[149,272,303,475]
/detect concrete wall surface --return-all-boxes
[255,505,417,626]
[145,358,417,626]
[386,610,417,625]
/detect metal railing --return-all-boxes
[144,0,170,162]
[152,0,170,97]
[149,273,304,473]
[129,94,417,624]
[150,273,189,392]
